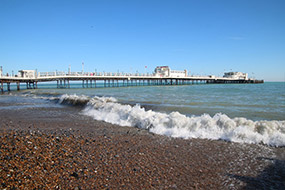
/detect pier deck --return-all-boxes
[0,73,264,92]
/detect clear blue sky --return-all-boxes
[0,0,284,81]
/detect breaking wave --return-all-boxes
[58,94,91,106]
[62,94,285,146]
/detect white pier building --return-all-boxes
[18,70,36,79]
[154,66,187,77]
[223,72,248,80]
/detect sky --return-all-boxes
[0,0,284,81]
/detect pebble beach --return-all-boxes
[1,106,284,189]
[1,0,285,188]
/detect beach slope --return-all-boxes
[1,107,284,189]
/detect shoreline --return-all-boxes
[1,107,284,189]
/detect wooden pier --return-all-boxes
[0,72,264,93]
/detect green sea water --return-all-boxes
[12,82,284,121]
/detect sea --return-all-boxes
[1,82,284,146]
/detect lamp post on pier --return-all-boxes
[82,62,84,75]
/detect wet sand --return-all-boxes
[0,107,284,189]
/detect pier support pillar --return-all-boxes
[17,82,20,91]
[7,83,11,91]
[1,82,3,93]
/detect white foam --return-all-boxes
[80,96,285,146]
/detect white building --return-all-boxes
[0,66,2,77]
[223,72,248,80]
[18,70,36,78]
[154,66,188,77]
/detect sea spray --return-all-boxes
[67,94,285,147]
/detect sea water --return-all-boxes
[1,82,284,146]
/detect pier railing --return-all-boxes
[38,72,154,77]
[0,71,262,82]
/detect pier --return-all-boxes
[0,68,264,92]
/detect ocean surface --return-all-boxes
[1,82,284,146]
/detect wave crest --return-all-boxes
[58,94,90,106]
[82,96,285,147]
[58,94,118,107]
